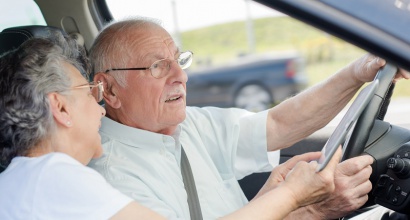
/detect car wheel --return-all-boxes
[234,84,273,112]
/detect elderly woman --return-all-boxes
[0,34,341,220]
[0,35,165,219]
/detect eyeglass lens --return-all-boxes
[178,52,193,69]
[151,51,193,78]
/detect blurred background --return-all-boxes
[1,0,409,115]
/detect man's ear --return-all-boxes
[48,93,72,128]
[94,72,121,109]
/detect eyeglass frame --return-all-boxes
[71,81,104,102]
[103,51,193,79]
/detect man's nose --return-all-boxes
[169,61,188,83]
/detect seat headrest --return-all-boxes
[0,25,68,55]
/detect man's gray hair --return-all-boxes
[89,17,162,87]
[0,34,88,166]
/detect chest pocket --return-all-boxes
[198,173,247,218]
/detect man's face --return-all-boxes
[110,26,188,135]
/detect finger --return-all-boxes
[375,57,386,67]
[352,54,383,83]
[364,56,385,76]
[397,68,410,79]
[293,151,322,162]
[284,151,321,169]
[345,165,372,189]
[349,194,369,210]
[356,194,369,207]
[393,76,403,83]
[353,180,373,198]
[338,155,374,176]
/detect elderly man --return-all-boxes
[88,18,406,219]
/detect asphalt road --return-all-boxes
[328,97,410,129]
[268,97,410,166]
[383,98,410,128]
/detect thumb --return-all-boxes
[365,56,385,76]
[374,57,386,68]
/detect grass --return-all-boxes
[179,16,410,99]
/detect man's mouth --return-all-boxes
[165,96,181,102]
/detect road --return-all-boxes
[328,97,410,128]
[268,97,410,166]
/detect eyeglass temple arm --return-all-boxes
[105,67,150,73]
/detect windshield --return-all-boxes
[105,0,409,126]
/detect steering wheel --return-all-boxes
[338,64,410,217]
[341,63,398,161]
[342,63,397,161]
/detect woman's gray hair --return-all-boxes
[89,16,162,87]
[0,34,88,166]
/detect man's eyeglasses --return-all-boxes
[104,51,193,79]
[71,81,104,102]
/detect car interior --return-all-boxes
[2,0,410,217]
[0,25,69,55]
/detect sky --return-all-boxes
[106,0,284,32]
[0,0,284,32]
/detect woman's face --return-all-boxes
[64,62,106,165]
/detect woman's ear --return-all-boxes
[48,93,72,128]
[94,72,121,109]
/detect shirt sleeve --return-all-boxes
[35,154,133,220]
[236,109,275,179]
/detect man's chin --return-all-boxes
[175,111,186,123]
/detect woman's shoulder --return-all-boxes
[5,153,103,185]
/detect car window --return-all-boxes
[104,0,409,127]
[0,0,46,31]
[106,0,363,108]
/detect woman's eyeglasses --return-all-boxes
[71,81,104,102]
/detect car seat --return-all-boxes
[0,25,76,173]
[0,25,73,55]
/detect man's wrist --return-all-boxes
[305,203,326,219]
[283,204,323,220]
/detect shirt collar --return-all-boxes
[100,116,182,153]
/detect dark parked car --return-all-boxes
[186,52,306,111]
